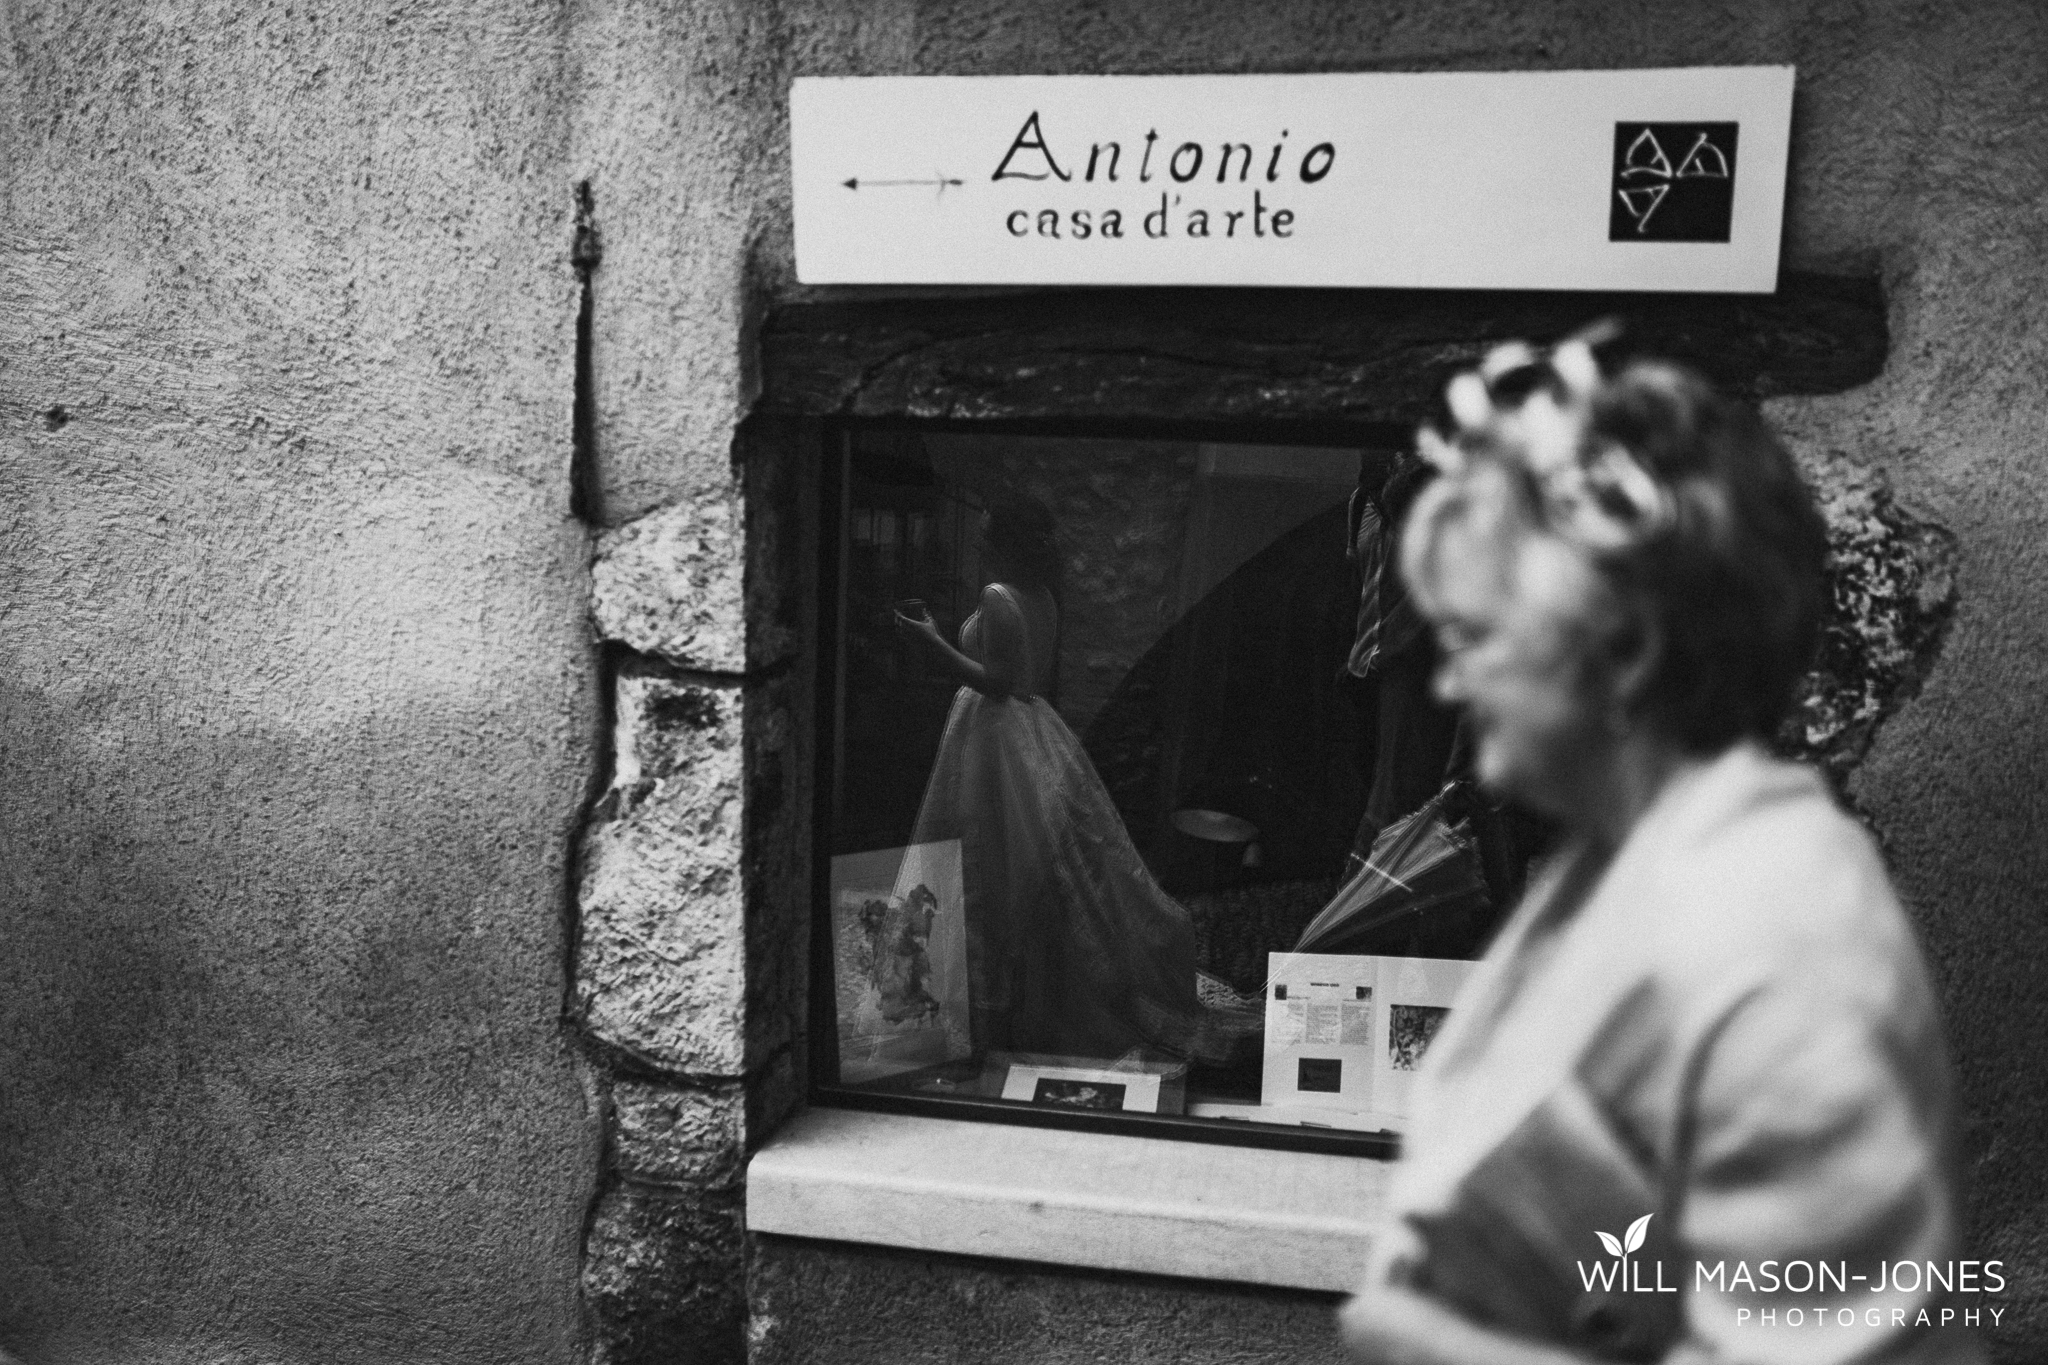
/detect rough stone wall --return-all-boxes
[0,2,600,1363]
[561,2,813,1355]
[571,636,810,1363]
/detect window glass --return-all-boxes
[821,427,1516,1143]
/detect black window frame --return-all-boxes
[765,278,1887,1159]
[807,413,1415,1159]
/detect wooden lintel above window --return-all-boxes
[759,274,1885,429]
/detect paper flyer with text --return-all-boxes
[1258,952,1473,1130]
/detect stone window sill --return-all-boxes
[744,1106,1390,1292]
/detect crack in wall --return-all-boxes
[571,181,605,526]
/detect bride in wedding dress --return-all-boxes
[895,496,1211,1063]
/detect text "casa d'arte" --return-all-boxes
[989,110,1335,243]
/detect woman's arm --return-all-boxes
[1339,1222,1598,1365]
[900,615,1009,696]
[897,587,1021,697]
[1660,975,1974,1365]
[1344,986,1975,1365]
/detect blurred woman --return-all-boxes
[897,496,1207,1061]
[1339,337,1981,1364]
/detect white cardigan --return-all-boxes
[1375,743,1985,1365]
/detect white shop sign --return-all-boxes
[790,67,1792,293]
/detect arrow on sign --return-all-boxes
[842,173,963,195]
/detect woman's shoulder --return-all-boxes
[975,581,1028,628]
[1622,745,1925,1006]
[1567,749,1953,1157]
[982,581,1057,631]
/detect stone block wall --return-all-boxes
[561,3,814,1353]
[571,647,774,1363]
[571,425,815,1362]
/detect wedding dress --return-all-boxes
[905,582,1207,1061]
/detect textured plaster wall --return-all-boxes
[0,3,599,1363]
[748,1237,1352,1365]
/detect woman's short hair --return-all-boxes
[1404,348,1829,755]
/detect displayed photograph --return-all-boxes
[997,1062,1166,1114]
[1030,1078,1128,1111]
[1371,956,1473,1122]
[829,840,972,1083]
[1387,1003,1450,1072]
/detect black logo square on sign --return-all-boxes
[1609,123,1738,243]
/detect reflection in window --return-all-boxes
[824,429,1511,1136]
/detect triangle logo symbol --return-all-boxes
[1621,128,1673,179]
[1675,133,1731,179]
[1617,184,1670,233]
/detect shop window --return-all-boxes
[771,281,1889,1158]
[810,421,1511,1154]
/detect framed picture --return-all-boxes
[829,840,972,1083]
[990,1055,1180,1115]
[1371,955,1469,1120]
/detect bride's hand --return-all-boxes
[895,606,943,651]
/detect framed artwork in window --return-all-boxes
[829,839,972,1084]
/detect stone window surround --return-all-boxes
[570,278,1958,1348]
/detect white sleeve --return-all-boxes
[1668,980,1981,1365]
